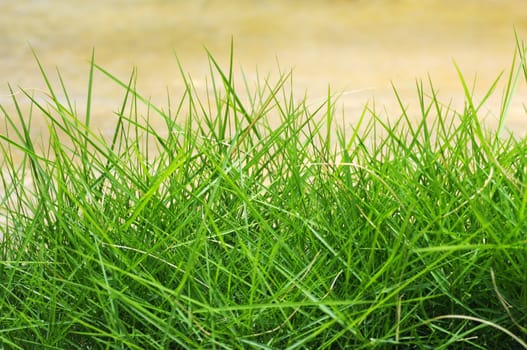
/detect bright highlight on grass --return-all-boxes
[1,40,527,349]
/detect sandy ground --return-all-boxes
[1,0,526,139]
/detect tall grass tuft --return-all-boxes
[1,43,527,349]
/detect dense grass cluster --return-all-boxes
[1,45,527,349]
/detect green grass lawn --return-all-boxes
[1,43,527,349]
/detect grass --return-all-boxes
[1,41,527,349]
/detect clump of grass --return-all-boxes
[1,42,527,349]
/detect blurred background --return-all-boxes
[1,0,527,137]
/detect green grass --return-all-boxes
[1,41,527,349]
